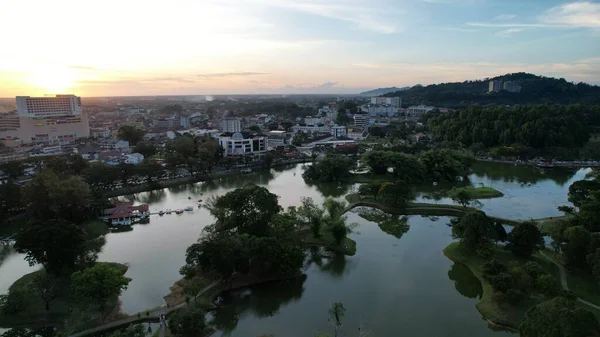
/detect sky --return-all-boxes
[0,0,599,96]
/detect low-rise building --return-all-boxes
[406,105,436,116]
[125,153,144,165]
[219,118,242,133]
[331,126,347,139]
[267,130,288,148]
[218,132,266,156]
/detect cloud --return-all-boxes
[249,0,401,34]
[496,28,524,37]
[540,1,600,28]
[196,72,268,78]
[493,14,517,21]
[466,22,555,28]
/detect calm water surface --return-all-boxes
[0,162,587,336]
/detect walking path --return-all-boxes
[68,282,219,337]
[539,251,600,311]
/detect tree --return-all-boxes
[452,190,472,208]
[133,141,157,158]
[506,221,544,257]
[482,259,508,281]
[302,154,355,182]
[15,219,87,276]
[169,306,207,337]
[292,132,309,146]
[330,222,349,245]
[535,274,561,297]
[106,324,146,337]
[563,226,591,268]
[71,263,130,310]
[568,180,600,208]
[297,197,325,238]
[117,126,145,145]
[22,169,93,224]
[549,220,569,254]
[451,210,495,253]
[0,181,22,222]
[379,182,413,207]
[492,221,508,243]
[0,162,24,180]
[358,183,381,200]
[587,248,600,283]
[328,302,345,337]
[519,296,600,337]
[280,121,294,131]
[205,184,282,236]
[182,233,244,279]
[248,125,261,132]
[419,149,473,182]
[1,329,36,337]
[34,274,60,311]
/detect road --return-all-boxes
[68,282,219,337]
[539,251,600,311]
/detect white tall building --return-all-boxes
[1,95,89,145]
[371,97,402,107]
[219,118,242,133]
[219,132,266,156]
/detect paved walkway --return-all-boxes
[69,282,218,337]
[539,251,600,311]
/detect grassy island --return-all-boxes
[0,262,128,330]
[446,186,504,199]
[443,242,560,329]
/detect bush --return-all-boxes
[482,259,508,281]
[489,272,513,293]
[510,267,534,291]
[523,262,548,280]
[0,291,26,315]
[535,275,561,297]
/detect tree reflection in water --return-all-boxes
[357,208,410,239]
[447,262,483,299]
[307,247,351,278]
[210,274,307,335]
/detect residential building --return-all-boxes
[219,118,242,133]
[0,95,90,145]
[176,128,221,138]
[0,150,27,163]
[331,126,347,139]
[371,97,402,107]
[503,81,522,93]
[90,127,111,138]
[304,116,323,126]
[267,130,287,148]
[154,117,178,129]
[488,80,502,93]
[292,124,330,134]
[125,153,145,165]
[406,105,436,116]
[365,104,398,117]
[115,140,130,153]
[180,116,190,128]
[218,132,266,156]
[102,202,149,226]
[353,114,369,129]
[347,129,365,141]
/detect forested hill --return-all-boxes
[383,73,600,108]
[428,105,600,154]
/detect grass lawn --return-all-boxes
[0,262,128,331]
[446,186,504,199]
[443,242,560,330]
[568,270,600,307]
[81,220,110,239]
[538,216,571,234]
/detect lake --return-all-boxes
[0,162,588,336]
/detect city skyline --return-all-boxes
[0,0,599,97]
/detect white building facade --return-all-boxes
[370,97,402,107]
[218,132,266,156]
[219,118,242,133]
[331,126,347,139]
[406,105,436,116]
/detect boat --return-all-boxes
[188,197,192,200]
[166,209,172,214]
[197,199,203,202]
[175,209,184,214]
[184,206,193,211]
[158,211,164,216]
[198,205,202,209]
[429,216,440,221]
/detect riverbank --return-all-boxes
[0,262,128,330]
[103,158,312,198]
[443,242,559,330]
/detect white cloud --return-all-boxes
[246,0,401,34]
[540,1,600,28]
[496,28,524,37]
[493,14,517,21]
[466,22,556,28]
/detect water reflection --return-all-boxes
[211,275,307,335]
[0,246,15,268]
[308,182,351,198]
[356,208,410,239]
[447,263,483,299]
[471,162,576,186]
[306,248,351,278]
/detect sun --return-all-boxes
[28,67,77,93]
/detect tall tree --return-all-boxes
[133,141,157,158]
[506,221,544,257]
[328,302,346,337]
[71,263,130,310]
[117,126,145,145]
[205,184,282,236]
[563,226,591,268]
[451,210,495,253]
[14,219,87,275]
[169,306,207,337]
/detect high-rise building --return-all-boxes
[488,80,502,93]
[219,118,242,133]
[0,95,89,145]
[370,97,402,107]
[503,81,522,93]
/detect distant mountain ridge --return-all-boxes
[360,86,410,96]
[382,73,600,108]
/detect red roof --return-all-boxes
[104,202,149,219]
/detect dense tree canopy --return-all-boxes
[169,306,207,337]
[15,219,87,275]
[519,296,600,337]
[117,126,145,146]
[506,222,544,257]
[302,154,355,182]
[133,141,157,158]
[451,210,495,253]
[71,263,129,309]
